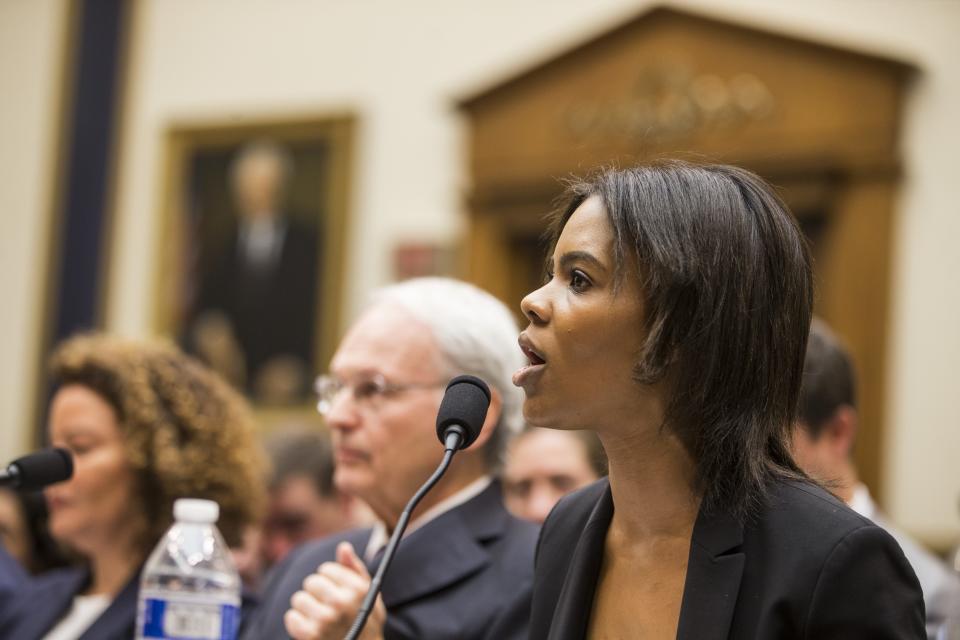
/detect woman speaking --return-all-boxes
[515,163,924,638]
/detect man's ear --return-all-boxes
[467,387,502,451]
[825,405,858,458]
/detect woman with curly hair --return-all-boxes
[1,334,265,640]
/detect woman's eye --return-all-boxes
[569,270,590,292]
[67,442,92,456]
[543,269,555,285]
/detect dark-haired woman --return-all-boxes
[515,163,924,638]
[0,334,265,639]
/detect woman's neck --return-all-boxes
[85,539,141,597]
[601,424,701,543]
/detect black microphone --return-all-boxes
[435,374,491,451]
[0,448,73,491]
[344,375,491,640]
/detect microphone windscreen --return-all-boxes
[10,448,73,491]
[435,375,491,450]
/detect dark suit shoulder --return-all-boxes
[499,512,541,557]
[729,479,925,638]
[743,479,884,562]
[284,527,370,570]
[266,526,371,593]
[765,479,872,528]
[242,528,372,640]
[738,479,899,588]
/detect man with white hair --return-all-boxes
[243,278,538,640]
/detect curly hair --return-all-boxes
[50,334,266,558]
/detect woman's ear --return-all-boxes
[468,387,503,451]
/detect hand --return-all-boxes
[284,542,386,640]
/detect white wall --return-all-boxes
[0,0,68,457]
[4,0,959,542]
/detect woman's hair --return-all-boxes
[50,334,266,558]
[552,161,813,520]
[0,489,71,574]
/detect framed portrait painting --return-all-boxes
[155,115,353,409]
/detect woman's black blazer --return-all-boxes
[529,478,925,639]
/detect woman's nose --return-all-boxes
[520,285,550,326]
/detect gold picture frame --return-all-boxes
[154,114,354,414]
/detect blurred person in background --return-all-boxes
[792,318,960,638]
[0,488,70,574]
[233,425,369,592]
[244,277,539,640]
[0,334,266,640]
[503,427,606,524]
[188,139,320,404]
[260,426,371,571]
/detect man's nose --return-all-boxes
[324,391,362,432]
[264,533,294,565]
[528,486,562,525]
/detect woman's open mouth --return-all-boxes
[514,334,546,387]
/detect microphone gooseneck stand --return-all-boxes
[343,430,463,640]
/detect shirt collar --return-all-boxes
[364,475,493,562]
[848,482,875,519]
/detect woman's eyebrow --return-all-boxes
[558,251,607,274]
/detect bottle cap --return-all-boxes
[173,498,219,524]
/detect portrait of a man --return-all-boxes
[184,139,322,404]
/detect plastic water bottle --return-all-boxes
[135,498,241,640]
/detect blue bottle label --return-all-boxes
[140,597,239,639]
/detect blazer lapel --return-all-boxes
[378,481,506,609]
[78,569,140,640]
[676,505,745,640]
[547,484,614,640]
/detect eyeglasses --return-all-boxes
[314,373,442,416]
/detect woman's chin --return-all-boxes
[49,526,87,555]
[522,402,561,430]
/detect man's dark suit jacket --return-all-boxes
[243,480,539,640]
[530,478,926,639]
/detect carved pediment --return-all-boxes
[459,6,915,186]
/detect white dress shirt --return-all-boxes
[41,593,111,640]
